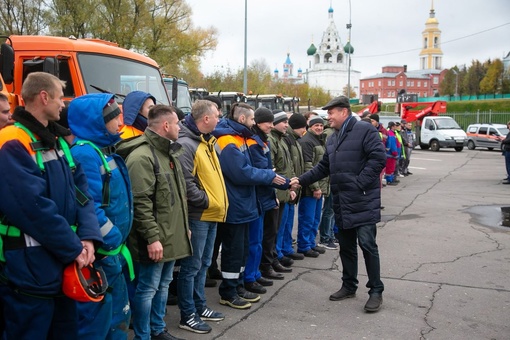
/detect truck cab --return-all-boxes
[0,35,170,113]
[163,77,192,116]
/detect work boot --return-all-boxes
[364,294,383,312]
[329,287,356,301]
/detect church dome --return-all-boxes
[328,6,334,13]
[307,43,317,56]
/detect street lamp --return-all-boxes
[344,0,353,99]
[452,69,459,99]
[243,0,248,94]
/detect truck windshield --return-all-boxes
[78,53,170,105]
[434,117,461,130]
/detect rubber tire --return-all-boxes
[488,147,494,151]
[430,140,440,152]
[420,144,430,150]
[455,147,463,152]
[467,140,476,150]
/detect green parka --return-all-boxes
[268,129,295,203]
[116,129,192,263]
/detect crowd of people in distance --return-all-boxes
[0,74,386,340]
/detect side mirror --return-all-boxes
[0,42,14,84]
[43,57,59,76]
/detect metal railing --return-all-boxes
[446,112,510,130]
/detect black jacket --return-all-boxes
[299,117,386,229]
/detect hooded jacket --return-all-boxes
[212,118,281,224]
[298,118,386,230]
[0,108,102,295]
[116,128,192,263]
[177,115,228,222]
[68,93,133,253]
[120,91,155,139]
[268,128,294,203]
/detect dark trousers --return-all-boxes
[260,208,280,270]
[338,224,384,295]
[505,151,510,179]
[217,222,249,299]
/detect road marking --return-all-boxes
[408,166,426,170]
[411,157,441,162]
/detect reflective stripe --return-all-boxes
[240,266,245,273]
[100,159,118,175]
[31,149,63,164]
[24,234,41,247]
[221,271,240,279]
[100,219,114,237]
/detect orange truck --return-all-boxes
[0,35,170,112]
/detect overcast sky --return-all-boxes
[185,0,510,80]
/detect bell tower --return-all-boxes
[419,0,443,70]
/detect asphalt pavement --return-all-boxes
[131,148,510,340]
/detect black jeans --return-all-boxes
[260,208,280,269]
[338,224,384,295]
[217,222,249,299]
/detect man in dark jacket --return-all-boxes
[0,72,102,338]
[290,96,386,313]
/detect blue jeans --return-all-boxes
[132,261,175,340]
[505,150,510,179]
[338,224,384,295]
[297,196,323,252]
[275,203,290,259]
[318,194,335,243]
[177,220,217,318]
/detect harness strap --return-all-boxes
[97,244,135,281]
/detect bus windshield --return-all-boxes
[78,53,170,105]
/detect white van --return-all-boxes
[417,116,467,152]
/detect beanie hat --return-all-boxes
[288,113,307,129]
[103,98,121,123]
[370,114,380,122]
[203,95,222,110]
[254,107,274,124]
[308,116,324,128]
[272,109,288,125]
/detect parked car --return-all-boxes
[466,123,508,150]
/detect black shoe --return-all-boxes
[406,171,413,175]
[329,287,356,301]
[503,180,510,184]
[386,181,398,186]
[285,252,305,260]
[260,267,284,280]
[237,286,261,303]
[219,295,251,309]
[272,262,292,273]
[256,276,274,286]
[279,256,294,267]
[312,246,326,254]
[151,329,185,340]
[245,281,267,294]
[364,294,383,312]
[299,249,319,258]
[208,267,222,280]
[205,278,217,288]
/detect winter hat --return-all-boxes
[308,116,324,127]
[370,114,380,122]
[254,107,274,124]
[272,109,288,125]
[387,121,396,128]
[203,96,222,110]
[288,113,307,129]
[103,98,121,124]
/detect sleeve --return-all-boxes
[178,141,208,210]
[357,128,387,190]
[72,145,122,250]
[126,150,160,245]
[298,148,330,188]
[0,140,85,263]
[218,141,275,186]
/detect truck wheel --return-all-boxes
[488,147,494,151]
[430,140,440,151]
[467,140,476,150]
[420,144,430,150]
[455,147,464,152]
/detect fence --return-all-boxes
[419,94,510,102]
[446,112,510,130]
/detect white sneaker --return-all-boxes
[398,174,405,178]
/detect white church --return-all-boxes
[304,6,360,98]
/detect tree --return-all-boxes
[0,0,48,35]
[342,85,357,98]
[480,59,504,94]
[462,60,485,96]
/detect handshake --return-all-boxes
[290,177,300,189]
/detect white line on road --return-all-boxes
[411,157,442,162]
